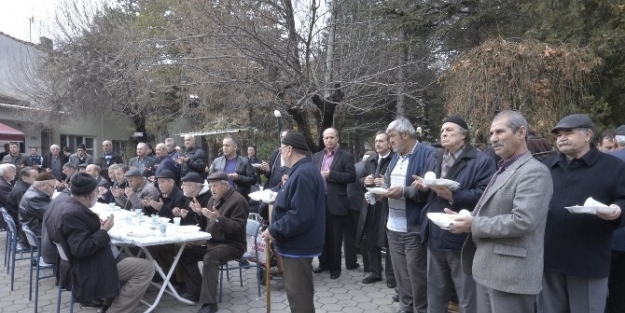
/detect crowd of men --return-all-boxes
[0,110,624,313]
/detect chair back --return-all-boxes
[55,242,69,262]
[3,213,18,234]
[0,206,9,218]
[246,219,260,237]
[22,225,40,249]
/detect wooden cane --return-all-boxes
[265,237,271,312]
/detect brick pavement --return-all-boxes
[1,231,404,313]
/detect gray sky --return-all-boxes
[0,0,57,43]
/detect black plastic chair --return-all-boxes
[218,219,262,303]
[22,225,56,313]
[2,212,32,290]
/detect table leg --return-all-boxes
[140,242,195,313]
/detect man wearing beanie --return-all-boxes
[414,115,496,313]
[537,114,625,312]
[18,172,56,239]
[262,132,326,313]
[312,127,356,280]
[54,172,154,313]
[69,143,94,167]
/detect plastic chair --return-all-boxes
[218,219,262,303]
[22,225,56,313]
[54,242,74,313]
[3,212,32,290]
[1,207,11,267]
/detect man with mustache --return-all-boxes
[537,114,625,313]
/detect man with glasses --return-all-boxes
[18,172,56,240]
[312,128,356,280]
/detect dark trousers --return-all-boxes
[343,210,360,268]
[178,245,242,304]
[283,257,315,313]
[360,224,394,279]
[608,250,625,313]
[319,214,345,273]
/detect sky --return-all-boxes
[0,0,59,43]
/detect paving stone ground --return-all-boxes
[0,230,407,313]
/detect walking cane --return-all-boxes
[265,237,271,312]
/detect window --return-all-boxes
[112,140,127,159]
[60,135,95,156]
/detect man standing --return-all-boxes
[449,110,552,313]
[2,142,31,170]
[262,132,326,313]
[153,143,180,183]
[537,114,625,313]
[414,116,496,313]
[383,117,435,313]
[42,144,68,182]
[128,142,157,176]
[246,145,262,186]
[260,130,291,189]
[177,135,207,179]
[209,136,256,199]
[69,143,94,167]
[97,140,124,169]
[55,172,154,313]
[357,132,396,287]
[179,172,249,313]
[18,172,56,239]
[165,137,180,161]
[312,128,356,279]
[29,148,42,171]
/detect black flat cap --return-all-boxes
[206,171,228,182]
[614,125,625,136]
[124,168,142,177]
[181,172,204,183]
[551,114,593,133]
[442,115,469,130]
[155,170,176,180]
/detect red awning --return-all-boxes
[0,122,24,141]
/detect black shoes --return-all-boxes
[346,263,360,270]
[362,275,382,284]
[387,277,397,288]
[313,267,329,274]
[79,299,104,308]
[197,303,218,313]
[181,292,200,302]
[392,294,399,302]
[330,271,340,279]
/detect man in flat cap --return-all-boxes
[18,172,56,240]
[262,131,326,313]
[112,168,159,211]
[178,171,249,313]
[143,170,186,218]
[536,114,625,312]
[173,172,210,225]
[54,172,154,312]
[413,115,496,313]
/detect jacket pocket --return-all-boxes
[493,243,527,258]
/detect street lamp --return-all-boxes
[273,110,282,146]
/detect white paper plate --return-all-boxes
[427,213,457,230]
[421,179,460,191]
[249,190,277,203]
[368,187,389,195]
[564,206,614,215]
[251,163,263,168]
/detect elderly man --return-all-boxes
[380,117,435,313]
[357,132,396,287]
[412,116,496,313]
[174,172,210,225]
[18,172,56,239]
[262,132,326,313]
[608,125,625,313]
[97,140,124,169]
[154,143,180,183]
[128,142,157,176]
[56,162,77,191]
[0,163,16,209]
[54,172,154,313]
[536,114,625,313]
[179,171,249,313]
[209,136,256,200]
[448,110,552,313]
[7,166,38,248]
[111,168,159,211]
[177,135,207,179]
[3,142,31,170]
[68,143,94,167]
[143,170,186,218]
[312,128,357,279]
[165,137,180,160]
[42,144,69,182]
[86,163,109,187]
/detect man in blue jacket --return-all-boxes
[415,116,496,313]
[382,117,435,313]
[263,132,326,313]
[538,114,625,313]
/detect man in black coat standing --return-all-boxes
[312,127,357,279]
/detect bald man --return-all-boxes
[97,140,124,169]
[176,135,207,179]
[128,142,157,177]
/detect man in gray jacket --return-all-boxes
[18,172,56,238]
[449,110,553,313]
[111,168,159,211]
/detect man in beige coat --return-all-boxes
[448,110,553,313]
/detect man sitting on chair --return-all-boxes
[179,171,249,313]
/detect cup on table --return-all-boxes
[173,217,181,226]
[108,203,115,212]
[125,214,132,225]
[159,222,168,236]
[135,209,142,218]
[151,214,159,223]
